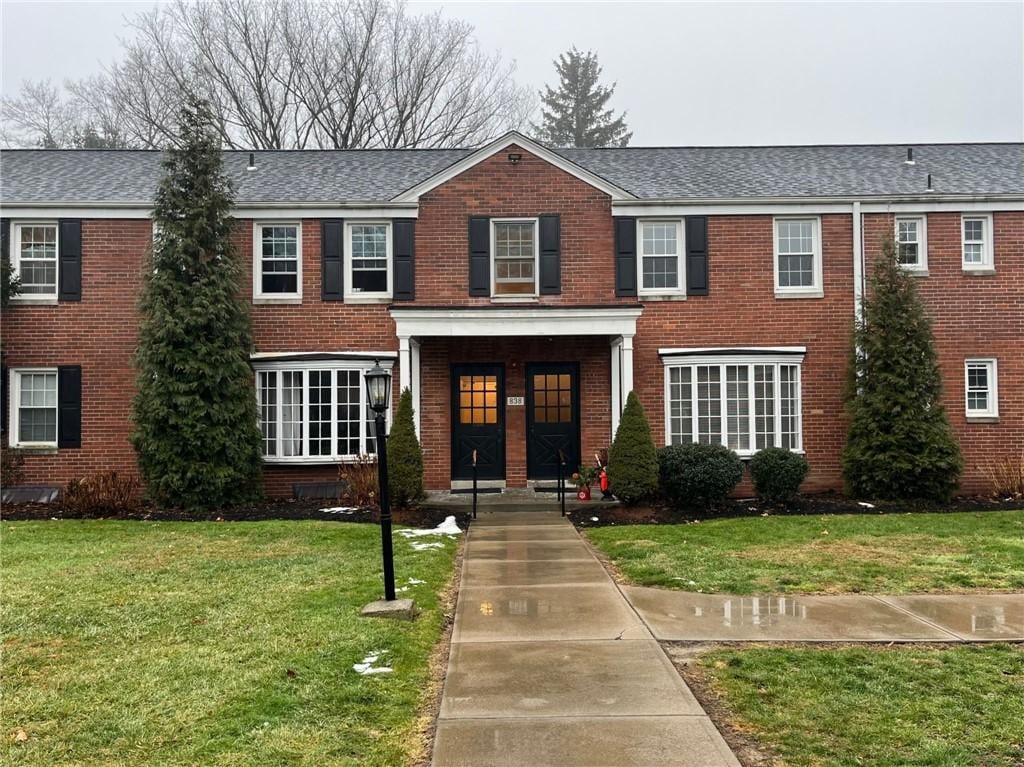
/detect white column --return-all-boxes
[398,335,411,398]
[410,338,421,437]
[610,337,622,439]
[621,333,635,401]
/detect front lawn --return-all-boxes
[2,520,459,766]
[695,644,1024,767]
[585,510,1024,594]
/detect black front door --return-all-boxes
[527,363,581,480]
[451,364,505,480]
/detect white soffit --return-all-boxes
[391,306,643,338]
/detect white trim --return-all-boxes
[8,367,59,449]
[894,214,928,273]
[853,202,864,326]
[390,306,643,338]
[0,205,419,219]
[614,202,852,216]
[860,200,1024,213]
[344,220,393,301]
[659,346,806,357]
[636,219,686,297]
[250,351,398,362]
[10,221,59,301]
[964,358,999,419]
[772,216,823,298]
[660,352,806,367]
[961,213,994,272]
[391,130,636,202]
[252,221,302,301]
[241,206,417,219]
[613,198,1024,215]
[490,217,539,298]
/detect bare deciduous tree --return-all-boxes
[1,0,532,150]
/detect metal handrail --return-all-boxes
[557,449,567,517]
[471,449,478,520]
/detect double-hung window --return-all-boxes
[664,351,804,455]
[895,215,927,272]
[254,223,301,300]
[345,222,391,299]
[961,215,993,272]
[773,218,822,297]
[255,360,392,462]
[12,223,59,299]
[638,220,685,295]
[964,359,998,419]
[492,219,538,297]
[9,369,58,448]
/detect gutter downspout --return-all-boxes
[852,201,864,327]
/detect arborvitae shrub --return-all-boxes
[607,391,658,505]
[658,443,743,509]
[843,236,963,501]
[387,387,424,508]
[749,448,809,504]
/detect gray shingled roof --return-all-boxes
[2,142,1021,204]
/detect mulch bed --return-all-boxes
[568,491,1023,529]
[1,497,471,529]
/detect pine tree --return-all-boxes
[387,387,425,508]
[131,95,263,511]
[608,391,659,504]
[843,236,963,501]
[535,47,632,148]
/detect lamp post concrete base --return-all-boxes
[361,598,417,621]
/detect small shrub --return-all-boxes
[985,451,1024,498]
[338,455,379,508]
[62,471,140,516]
[749,447,809,504]
[1,446,26,488]
[387,388,425,508]
[658,443,743,509]
[607,391,658,505]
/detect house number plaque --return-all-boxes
[506,396,525,406]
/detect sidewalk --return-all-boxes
[432,510,740,767]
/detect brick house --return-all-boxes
[1,132,1021,497]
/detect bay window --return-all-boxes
[664,351,804,454]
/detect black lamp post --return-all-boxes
[365,360,395,601]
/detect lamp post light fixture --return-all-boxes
[365,360,396,602]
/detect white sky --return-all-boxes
[2,0,1022,146]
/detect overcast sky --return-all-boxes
[2,0,1022,146]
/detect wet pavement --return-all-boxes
[433,509,740,767]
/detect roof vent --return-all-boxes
[904,147,915,165]
[925,173,934,193]
[247,152,257,171]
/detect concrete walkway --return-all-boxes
[432,510,739,767]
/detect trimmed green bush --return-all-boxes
[749,448,809,504]
[658,443,743,509]
[608,391,658,505]
[387,387,424,508]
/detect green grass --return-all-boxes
[1,520,459,766]
[699,644,1024,767]
[586,510,1024,594]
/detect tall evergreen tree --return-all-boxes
[535,47,632,148]
[608,391,659,505]
[132,95,263,510]
[387,388,425,508]
[843,236,962,501]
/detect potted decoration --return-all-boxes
[572,466,597,501]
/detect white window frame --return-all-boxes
[10,222,59,301]
[253,359,393,464]
[253,222,303,302]
[894,215,928,273]
[964,358,998,419]
[662,353,805,456]
[8,367,59,449]
[490,217,539,299]
[772,216,823,298]
[344,220,393,301]
[636,219,686,297]
[961,214,994,272]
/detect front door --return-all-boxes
[451,365,505,480]
[526,363,581,480]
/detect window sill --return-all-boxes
[899,268,929,277]
[640,293,687,302]
[253,296,303,305]
[490,296,539,303]
[9,445,59,455]
[774,289,824,300]
[263,456,373,465]
[966,415,999,424]
[343,295,392,304]
[8,297,59,306]
[962,268,996,276]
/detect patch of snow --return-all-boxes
[407,578,425,585]
[590,516,599,522]
[320,506,357,514]
[353,651,392,675]
[399,515,462,538]
[410,541,444,551]
[857,501,876,509]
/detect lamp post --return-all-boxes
[365,360,395,601]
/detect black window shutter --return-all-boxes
[685,216,709,296]
[58,219,82,301]
[538,214,561,295]
[614,217,637,297]
[468,216,490,296]
[1,218,10,267]
[57,365,82,449]
[392,219,415,301]
[321,219,344,301]
[1,365,7,438]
